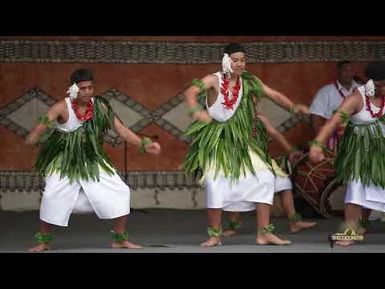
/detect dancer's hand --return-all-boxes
[309,145,324,163]
[145,142,161,155]
[193,110,212,123]
[293,103,309,115]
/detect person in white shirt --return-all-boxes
[310,61,360,151]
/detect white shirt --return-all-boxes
[309,80,360,119]
[351,85,385,125]
[56,97,85,132]
[206,72,243,122]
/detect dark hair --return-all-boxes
[70,68,94,84]
[365,61,385,81]
[337,61,351,70]
[224,43,246,55]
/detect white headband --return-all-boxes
[365,79,375,97]
[67,83,79,100]
[222,53,233,75]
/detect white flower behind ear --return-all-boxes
[365,79,376,98]
[67,83,79,100]
[222,53,233,75]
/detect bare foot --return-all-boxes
[111,240,142,249]
[200,237,222,247]
[256,233,291,245]
[222,229,237,237]
[335,240,355,247]
[290,221,317,233]
[28,243,51,253]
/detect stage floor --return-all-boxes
[1,209,385,253]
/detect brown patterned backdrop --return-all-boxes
[0,36,384,212]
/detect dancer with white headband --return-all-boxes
[183,43,308,247]
[310,61,385,246]
[26,68,161,252]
